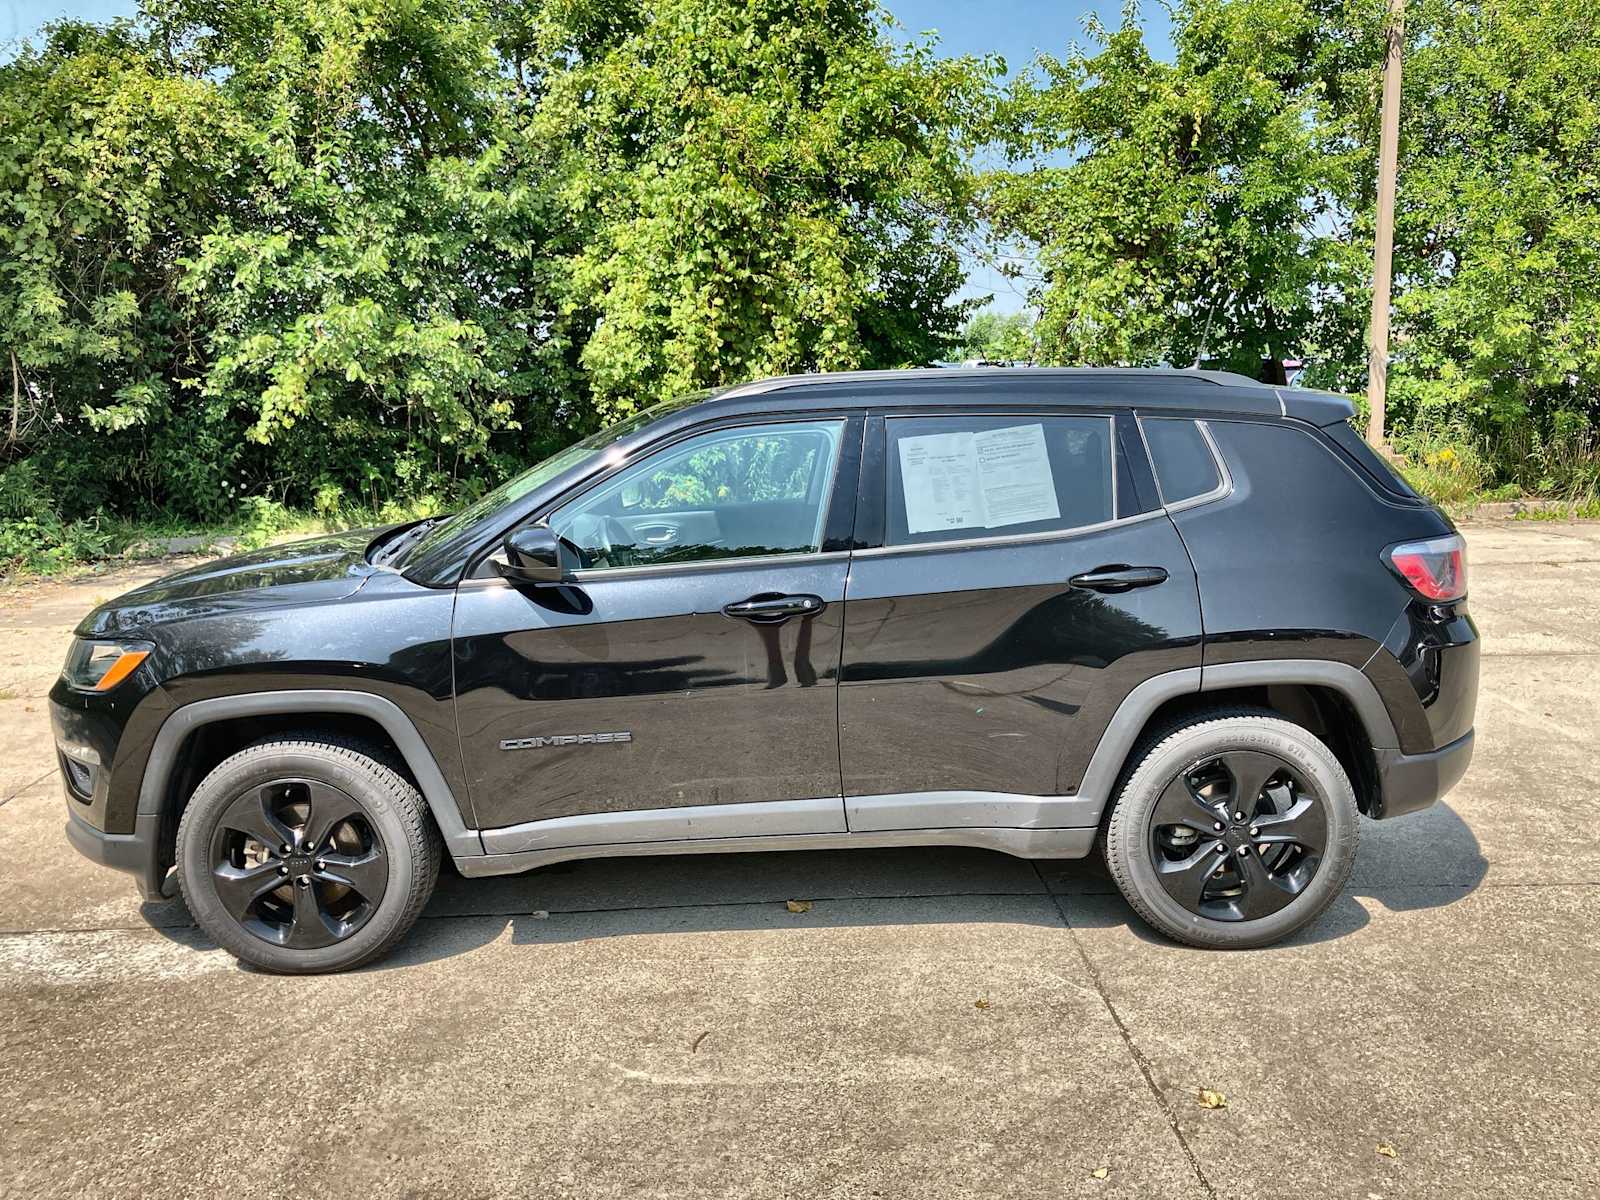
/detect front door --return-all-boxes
[452,416,860,841]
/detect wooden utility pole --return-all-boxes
[1366,0,1405,449]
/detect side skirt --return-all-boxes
[454,825,1096,878]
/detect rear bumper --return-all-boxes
[64,804,167,901]
[1371,728,1475,820]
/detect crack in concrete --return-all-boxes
[1480,649,1600,658]
[1036,864,1219,1200]
[0,769,56,808]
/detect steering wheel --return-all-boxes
[602,517,644,565]
[559,512,638,568]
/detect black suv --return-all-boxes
[51,369,1478,972]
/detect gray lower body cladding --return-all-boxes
[59,661,1465,893]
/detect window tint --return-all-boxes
[1325,421,1423,501]
[550,420,844,569]
[1141,418,1222,504]
[884,415,1114,547]
[403,391,709,567]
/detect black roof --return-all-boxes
[710,367,1354,426]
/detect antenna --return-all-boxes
[1192,290,1222,369]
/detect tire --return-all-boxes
[1103,708,1358,949]
[176,737,441,973]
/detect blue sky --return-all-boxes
[5,0,1175,315]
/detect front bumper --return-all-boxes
[1372,728,1475,819]
[51,675,176,902]
[64,805,168,901]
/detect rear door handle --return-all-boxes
[1068,565,1169,593]
[722,594,826,623]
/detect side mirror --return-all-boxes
[497,525,568,585]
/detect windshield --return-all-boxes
[399,393,710,566]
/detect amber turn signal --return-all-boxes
[92,649,149,691]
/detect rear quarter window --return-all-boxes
[1324,422,1425,502]
[1140,417,1222,504]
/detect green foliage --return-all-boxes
[0,19,237,515]
[1,0,988,553]
[0,460,115,573]
[1384,0,1600,449]
[983,0,1600,497]
[986,0,1381,377]
[541,0,998,419]
[955,311,1037,362]
[170,0,585,500]
[630,428,826,510]
[4,0,1600,573]
[1389,425,1496,508]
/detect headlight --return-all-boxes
[62,639,153,692]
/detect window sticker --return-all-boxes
[973,424,1061,528]
[898,430,984,532]
[898,423,1061,534]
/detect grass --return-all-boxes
[1384,423,1600,518]
[1510,497,1600,520]
[0,496,442,585]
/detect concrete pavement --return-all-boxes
[2,523,1598,1198]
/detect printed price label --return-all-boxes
[898,423,1060,534]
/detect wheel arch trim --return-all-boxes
[1077,659,1400,821]
[138,690,482,856]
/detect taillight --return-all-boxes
[1384,534,1467,602]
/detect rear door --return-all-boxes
[452,415,862,837]
[838,408,1203,829]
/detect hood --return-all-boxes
[77,527,388,638]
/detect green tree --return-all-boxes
[986,0,1383,380]
[1383,0,1600,464]
[0,20,236,514]
[535,0,999,418]
[955,310,1037,362]
[161,0,587,509]
[1,0,999,538]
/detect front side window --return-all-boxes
[400,392,711,568]
[885,414,1115,547]
[549,420,845,569]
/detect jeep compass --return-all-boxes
[51,369,1478,972]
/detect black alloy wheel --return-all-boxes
[209,779,390,949]
[1148,750,1328,922]
[177,736,439,972]
[1103,709,1359,949]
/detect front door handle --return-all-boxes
[1069,565,1169,593]
[722,594,826,623]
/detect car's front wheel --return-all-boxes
[176,737,440,973]
[1103,709,1359,949]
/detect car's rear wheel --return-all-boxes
[176,738,440,973]
[1103,709,1358,949]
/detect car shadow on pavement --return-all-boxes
[350,802,1490,971]
[133,803,1487,970]
[1041,801,1489,949]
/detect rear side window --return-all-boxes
[885,414,1114,547]
[1141,417,1222,504]
[1324,421,1424,502]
